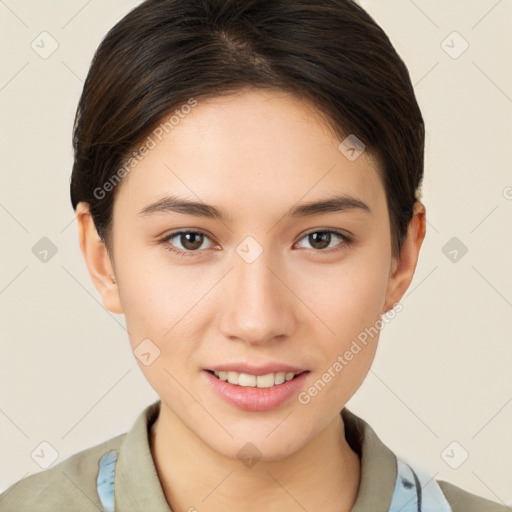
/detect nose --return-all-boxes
[217,246,297,345]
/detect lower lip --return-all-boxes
[203,370,309,412]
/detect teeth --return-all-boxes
[274,372,285,385]
[227,371,239,385]
[212,370,298,388]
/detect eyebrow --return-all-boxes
[138,193,371,221]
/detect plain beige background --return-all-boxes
[1,0,511,505]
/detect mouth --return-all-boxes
[203,368,311,412]
[205,369,309,389]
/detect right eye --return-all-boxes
[160,230,217,257]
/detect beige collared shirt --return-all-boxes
[0,400,508,511]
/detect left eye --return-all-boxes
[295,230,351,252]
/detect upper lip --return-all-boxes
[206,363,309,376]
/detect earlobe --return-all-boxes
[383,201,427,313]
[75,202,124,314]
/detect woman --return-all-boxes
[0,0,507,510]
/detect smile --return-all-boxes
[210,370,301,388]
[204,370,310,412]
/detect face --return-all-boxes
[80,88,421,461]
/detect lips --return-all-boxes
[203,369,310,411]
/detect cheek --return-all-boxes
[114,246,215,378]
[113,246,187,345]
[295,244,391,404]
[298,248,391,342]
[298,267,388,411]
[118,275,172,342]
[115,255,203,405]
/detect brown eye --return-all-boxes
[308,232,331,250]
[179,232,204,251]
[296,230,351,252]
[162,230,215,256]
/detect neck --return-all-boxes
[149,404,361,512]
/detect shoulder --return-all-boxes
[438,479,511,512]
[0,433,126,512]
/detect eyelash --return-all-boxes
[158,229,353,258]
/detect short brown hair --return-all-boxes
[70,0,424,257]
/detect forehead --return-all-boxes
[115,88,385,220]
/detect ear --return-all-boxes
[383,201,427,313]
[75,202,124,314]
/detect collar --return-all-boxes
[342,407,397,511]
[113,400,397,511]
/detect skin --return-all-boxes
[76,88,426,512]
